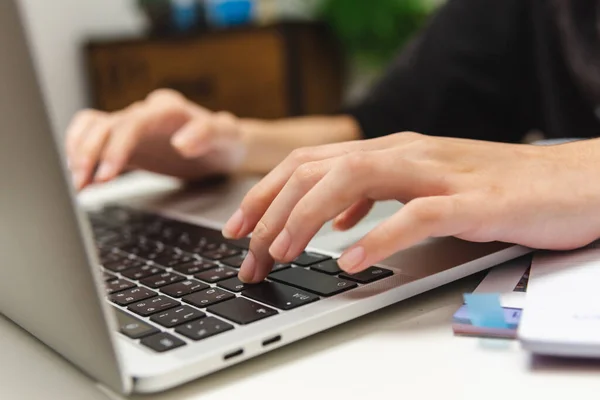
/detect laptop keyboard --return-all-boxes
[89,206,393,353]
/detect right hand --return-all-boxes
[66,89,246,190]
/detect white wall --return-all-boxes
[19,0,146,138]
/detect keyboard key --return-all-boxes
[103,272,118,282]
[217,277,249,293]
[175,317,234,341]
[128,296,180,317]
[339,266,393,283]
[194,266,238,283]
[221,255,245,268]
[114,308,159,339]
[151,251,195,268]
[110,287,157,306]
[172,260,218,275]
[293,251,332,266]
[272,263,292,272]
[105,279,136,294]
[310,259,342,275]
[121,264,165,280]
[208,297,277,325]
[160,280,208,297]
[141,332,186,353]
[150,305,205,328]
[183,288,235,308]
[242,281,319,310]
[225,236,250,249]
[201,246,240,261]
[140,272,186,288]
[103,257,147,273]
[270,267,357,297]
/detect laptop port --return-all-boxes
[223,349,244,361]
[262,335,282,347]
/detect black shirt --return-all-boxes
[346,0,600,142]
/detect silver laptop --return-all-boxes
[0,1,532,395]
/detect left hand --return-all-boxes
[223,132,600,283]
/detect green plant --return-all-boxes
[318,0,437,66]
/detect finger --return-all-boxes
[73,118,114,189]
[222,137,395,240]
[332,199,375,231]
[267,154,380,265]
[337,195,478,273]
[66,109,106,161]
[170,111,236,157]
[94,110,147,182]
[238,159,333,283]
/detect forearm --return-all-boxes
[237,115,362,174]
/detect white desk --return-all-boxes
[4,173,600,400]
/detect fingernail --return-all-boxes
[222,209,245,239]
[95,162,117,182]
[338,246,365,272]
[270,228,291,260]
[238,251,256,283]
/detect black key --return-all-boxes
[194,266,238,283]
[217,277,249,293]
[103,271,118,282]
[208,297,277,325]
[272,263,292,272]
[182,288,235,308]
[105,278,136,294]
[226,236,250,249]
[110,287,157,306]
[310,259,342,275]
[201,246,240,261]
[100,251,123,265]
[160,279,208,297]
[150,305,205,328]
[128,296,180,317]
[121,264,165,280]
[114,308,159,339]
[242,281,319,310]
[151,251,195,268]
[172,260,218,275]
[141,332,186,353]
[293,251,332,266]
[140,272,186,288]
[103,257,147,273]
[270,267,357,297]
[175,317,234,341]
[339,266,393,284]
[221,255,245,268]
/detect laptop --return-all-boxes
[0,1,532,395]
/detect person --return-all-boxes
[66,0,600,283]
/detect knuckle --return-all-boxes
[342,152,370,173]
[410,199,446,225]
[289,147,314,165]
[146,88,185,104]
[292,162,322,186]
[252,220,272,242]
[395,131,423,141]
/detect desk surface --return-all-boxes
[4,173,600,400]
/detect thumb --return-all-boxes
[171,111,240,159]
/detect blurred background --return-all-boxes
[19,0,442,139]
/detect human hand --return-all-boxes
[223,132,600,283]
[66,89,246,190]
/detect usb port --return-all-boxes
[262,335,282,347]
[223,349,244,361]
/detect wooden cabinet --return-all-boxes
[85,23,344,118]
